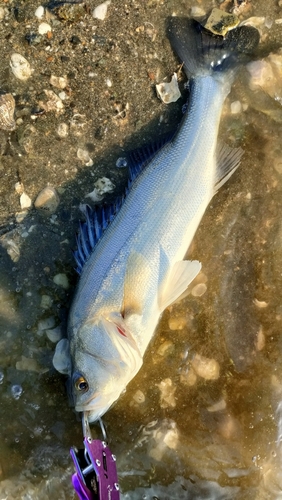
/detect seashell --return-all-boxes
[10,53,32,81]
[0,93,16,131]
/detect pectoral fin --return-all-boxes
[53,338,71,375]
[214,142,243,193]
[122,251,151,317]
[159,260,201,311]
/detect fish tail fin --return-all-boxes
[166,17,260,81]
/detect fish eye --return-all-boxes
[74,375,89,392]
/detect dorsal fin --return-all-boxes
[73,131,176,274]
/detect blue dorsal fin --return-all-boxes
[73,130,176,274]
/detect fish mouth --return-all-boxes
[75,394,113,415]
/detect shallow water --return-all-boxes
[1,0,282,498]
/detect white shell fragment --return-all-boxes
[247,50,282,104]
[0,93,16,131]
[156,378,176,409]
[20,192,32,210]
[77,148,93,166]
[34,186,60,212]
[35,6,44,19]
[38,22,51,35]
[57,122,69,138]
[93,0,111,20]
[50,75,68,89]
[156,73,181,104]
[53,273,69,290]
[191,354,220,380]
[86,177,115,202]
[10,53,32,81]
[39,90,64,113]
[203,8,239,36]
[46,326,63,343]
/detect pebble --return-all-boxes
[191,283,207,297]
[50,75,68,89]
[156,340,174,357]
[86,177,115,202]
[53,273,69,290]
[230,100,242,114]
[34,186,60,213]
[190,6,206,17]
[168,316,187,330]
[40,294,53,310]
[56,122,69,138]
[46,326,62,343]
[39,90,64,113]
[11,384,23,400]
[93,0,111,20]
[10,53,32,81]
[77,148,93,166]
[0,6,5,21]
[191,354,220,381]
[38,22,51,35]
[180,367,197,386]
[207,398,227,412]
[37,316,56,334]
[156,378,176,409]
[156,73,181,104]
[132,390,145,404]
[35,6,44,19]
[20,192,32,210]
[16,356,42,373]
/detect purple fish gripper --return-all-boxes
[70,414,120,500]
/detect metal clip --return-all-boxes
[70,412,120,500]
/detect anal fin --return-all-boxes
[159,260,201,312]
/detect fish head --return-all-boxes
[53,313,143,422]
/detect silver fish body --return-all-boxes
[53,18,260,422]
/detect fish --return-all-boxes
[53,16,260,422]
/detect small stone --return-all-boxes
[168,316,187,330]
[46,326,62,343]
[93,0,111,20]
[0,7,5,21]
[156,378,176,408]
[204,8,239,36]
[35,6,44,19]
[190,6,206,17]
[15,182,24,194]
[50,75,68,89]
[180,367,197,386]
[38,22,51,34]
[39,90,64,113]
[10,53,32,81]
[156,73,181,104]
[207,398,227,412]
[86,177,115,202]
[37,316,56,334]
[191,283,207,297]
[191,354,220,380]
[255,326,265,351]
[230,100,242,114]
[16,356,42,373]
[34,186,60,213]
[53,273,69,289]
[132,390,145,404]
[57,122,69,138]
[11,384,23,400]
[156,340,174,357]
[77,148,93,166]
[20,192,32,210]
[40,294,53,309]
